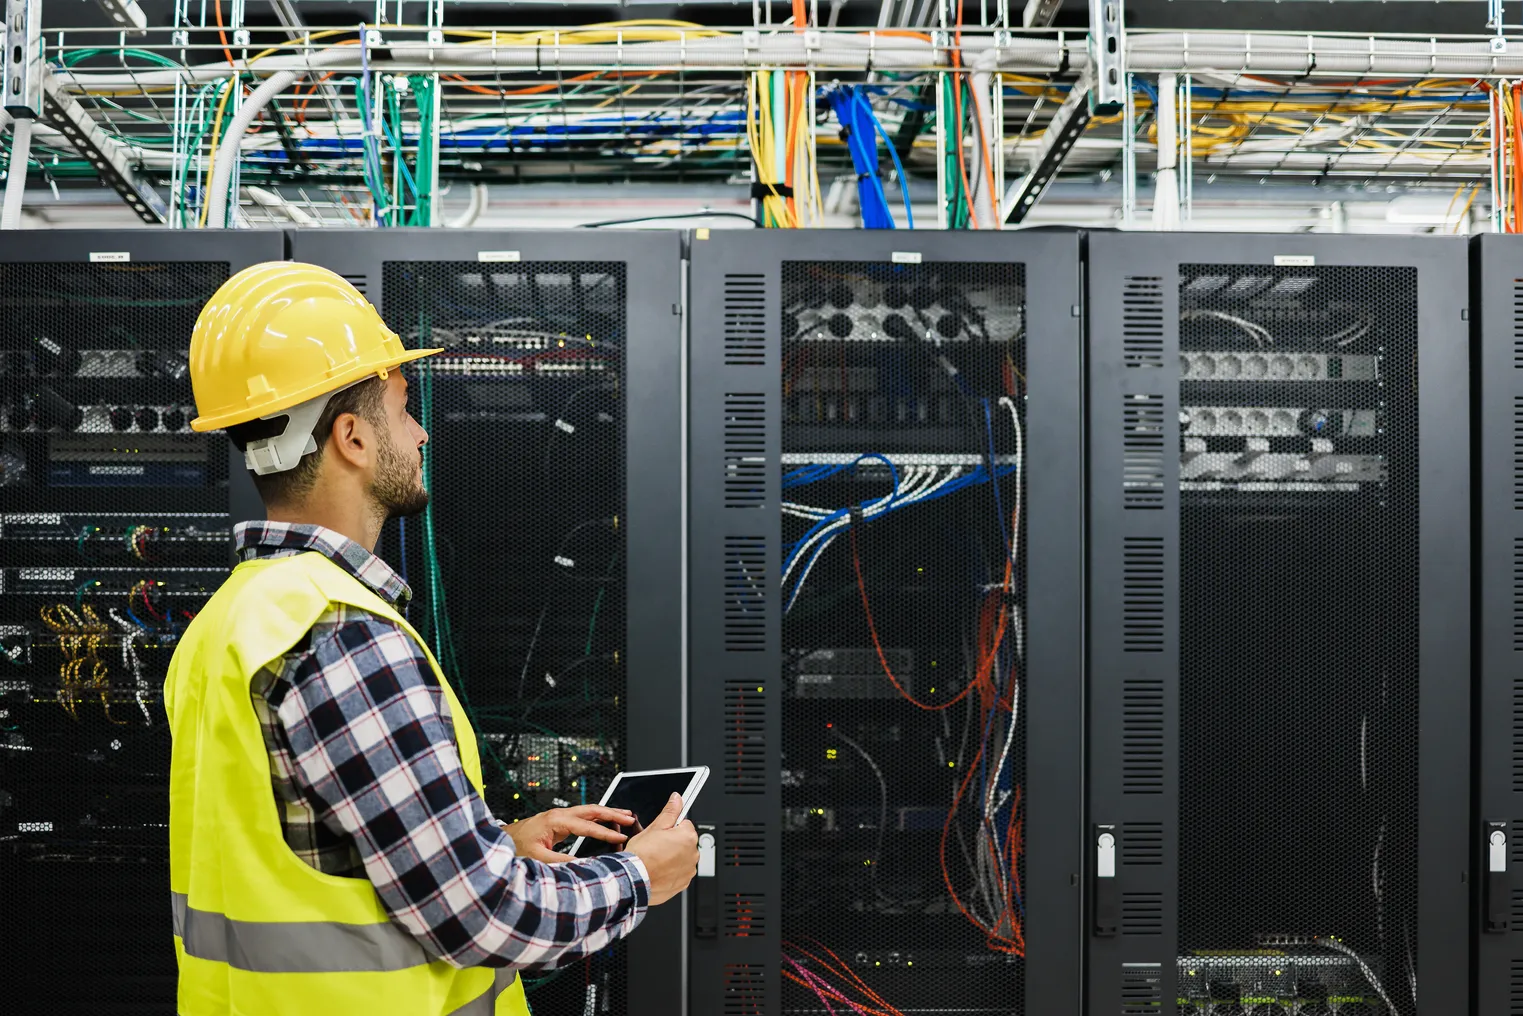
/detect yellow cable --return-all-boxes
[199,76,236,227]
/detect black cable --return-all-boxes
[514,517,620,701]
[575,211,760,229]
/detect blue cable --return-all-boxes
[859,90,916,229]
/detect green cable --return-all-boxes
[57,47,183,70]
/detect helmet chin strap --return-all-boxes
[244,378,368,476]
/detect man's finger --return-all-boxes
[649,793,684,831]
[536,850,576,864]
[564,819,630,845]
[567,805,637,827]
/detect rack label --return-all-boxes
[1273,254,1315,267]
[891,251,922,264]
[478,250,522,263]
[89,251,130,263]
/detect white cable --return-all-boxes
[107,608,151,726]
[1181,308,1273,347]
[831,726,894,908]
[2,118,32,231]
[204,48,352,228]
[1313,936,1398,1016]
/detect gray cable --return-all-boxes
[1313,936,1398,1016]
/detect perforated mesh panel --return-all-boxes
[0,260,231,1013]
[778,260,1025,1013]
[1177,265,1419,1016]
[381,261,628,1013]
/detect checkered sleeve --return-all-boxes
[274,615,651,971]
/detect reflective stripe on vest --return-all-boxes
[171,892,517,1011]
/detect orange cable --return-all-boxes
[1511,83,1521,233]
[213,0,236,70]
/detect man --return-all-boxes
[166,262,697,1015]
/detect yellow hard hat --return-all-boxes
[189,261,441,432]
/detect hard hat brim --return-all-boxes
[190,346,443,432]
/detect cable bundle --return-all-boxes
[823,86,914,230]
[782,940,907,1016]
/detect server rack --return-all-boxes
[688,230,1084,1016]
[0,229,285,1013]
[288,229,684,1016]
[1085,234,1469,1016]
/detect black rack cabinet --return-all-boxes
[0,229,285,1014]
[288,229,685,1016]
[687,229,1084,1016]
[1085,234,1469,1016]
[1472,234,1523,1016]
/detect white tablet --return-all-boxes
[566,765,709,858]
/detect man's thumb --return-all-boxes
[651,793,684,830]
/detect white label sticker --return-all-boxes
[89,251,130,263]
[1273,255,1315,267]
[477,250,521,263]
[891,251,922,265]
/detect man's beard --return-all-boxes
[371,431,430,520]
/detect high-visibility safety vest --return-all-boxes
[165,550,531,1016]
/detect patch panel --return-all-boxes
[1180,352,1379,383]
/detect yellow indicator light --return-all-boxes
[571,781,579,788]
[756,686,763,693]
[875,962,881,968]
[826,748,838,760]
[917,567,923,573]
[948,761,955,768]
[930,687,937,694]
[513,793,520,800]
[907,962,913,968]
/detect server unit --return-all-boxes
[287,229,683,1016]
[0,230,285,1013]
[1085,234,1469,1016]
[688,230,1084,1015]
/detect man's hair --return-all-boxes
[225,375,388,506]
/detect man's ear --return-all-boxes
[326,412,372,471]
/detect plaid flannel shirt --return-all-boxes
[237,521,649,971]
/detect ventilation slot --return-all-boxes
[723,678,767,794]
[1122,676,1165,794]
[1514,280,1523,369]
[723,823,766,866]
[723,964,766,1016]
[724,893,767,938]
[1122,822,1163,866]
[1511,888,1523,929]
[1122,395,1165,509]
[1515,399,1523,508]
[723,394,767,509]
[724,273,767,366]
[341,273,368,295]
[1121,964,1162,1016]
[1122,537,1165,653]
[1512,959,1523,1015]
[723,536,767,653]
[1121,892,1164,936]
[1515,538,1523,651]
[1122,276,1165,368]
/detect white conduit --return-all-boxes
[2,118,33,230]
[52,32,1523,92]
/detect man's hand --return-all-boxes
[626,793,699,906]
[502,805,637,863]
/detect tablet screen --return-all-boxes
[576,771,699,858]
